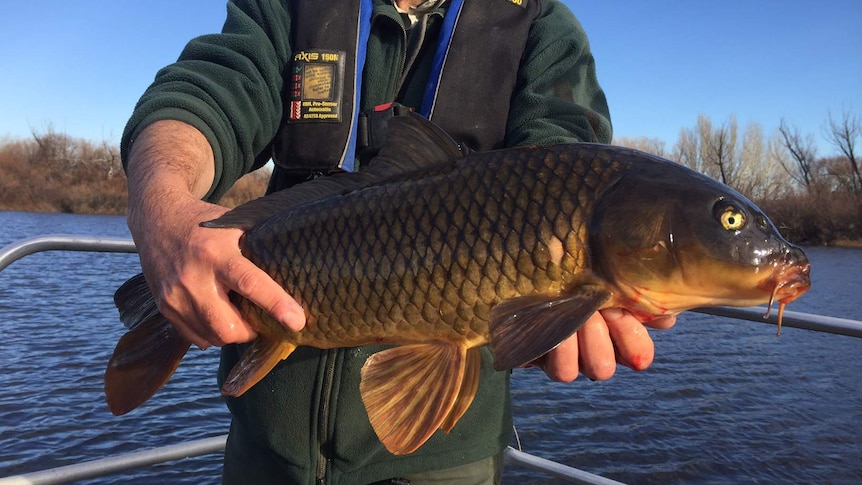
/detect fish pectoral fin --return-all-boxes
[440,346,482,434]
[360,343,469,455]
[489,284,612,371]
[104,314,191,416]
[221,338,296,397]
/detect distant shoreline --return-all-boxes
[828,239,862,249]
[3,130,860,248]
[2,208,860,251]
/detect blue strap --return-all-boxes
[420,0,465,118]
[343,0,374,172]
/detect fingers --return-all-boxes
[576,312,617,380]
[645,314,677,330]
[537,334,580,382]
[220,255,307,332]
[156,245,306,348]
[153,269,258,349]
[600,308,655,371]
[537,312,616,383]
[536,309,675,383]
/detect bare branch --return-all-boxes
[825,109,861,194]
[777,119,818,189]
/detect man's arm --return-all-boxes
[125,120,305,349]
[119,0,302,348]
[505,0,613,146]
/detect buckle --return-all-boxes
[357,103,413,159]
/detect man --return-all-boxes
[121,0,675,483]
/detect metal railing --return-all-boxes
[2,235,859,338]
[0,440,623,485]
[0,235,137,272]
[0,436,228,485]
[1,234,860,485]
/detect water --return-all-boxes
[0,211,859,484]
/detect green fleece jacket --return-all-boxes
[121,1,611,484]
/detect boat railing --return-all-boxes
[0,438,626,485]
[1,235,859,484]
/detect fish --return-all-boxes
[104,112,811,455]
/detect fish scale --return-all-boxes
[105,113,810,456]
[238,145,620,350]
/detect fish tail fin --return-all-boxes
[360,343,479,455]
[105,273,191,415]
[104,314,191,415]
[221,338,296,397]
[489,284,612,370]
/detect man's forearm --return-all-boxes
[124,120,216,238]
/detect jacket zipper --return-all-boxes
[393,19,408,100]
[316,349,338,485]
[315,8,442,484]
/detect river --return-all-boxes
[0,211,859,484]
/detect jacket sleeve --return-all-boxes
[120,0,293,201]
[505,0,612,146]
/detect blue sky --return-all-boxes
[1,1,859,156]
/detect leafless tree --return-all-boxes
[702,115,738,186]
[735,123,787,200]
[28,125,121,178]
[613,136,667,158]
[777,119,818,189]
[673,125,702,173]
[673,114,723,179]
[824,109,861,194]
[671,114,786,199]
[761,134,797,199]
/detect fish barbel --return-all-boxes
[105,113,810,455]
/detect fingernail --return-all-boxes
[281,308,306,331]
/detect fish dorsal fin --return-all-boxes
[201,173,378,231]
[203,112,466,231]
[360,342,472,455]
[489,283,612,371]
[373,111,467,173]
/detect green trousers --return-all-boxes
[369,454,503,485]
[222,419,504,485]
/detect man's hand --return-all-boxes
[532,309,677,382]
[134,197,306,349]
[125,120,305,350]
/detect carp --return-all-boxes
[105,113,810,455]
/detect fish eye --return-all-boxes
[713,201,747,231]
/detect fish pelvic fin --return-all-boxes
[106,273,190,415]
[489,284,613,371]
[104,313,191,416]
[221,338,297,397]
[360,342,478,455]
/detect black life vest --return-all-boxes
[271,0,541,175]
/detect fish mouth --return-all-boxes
[760,256,811,335]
